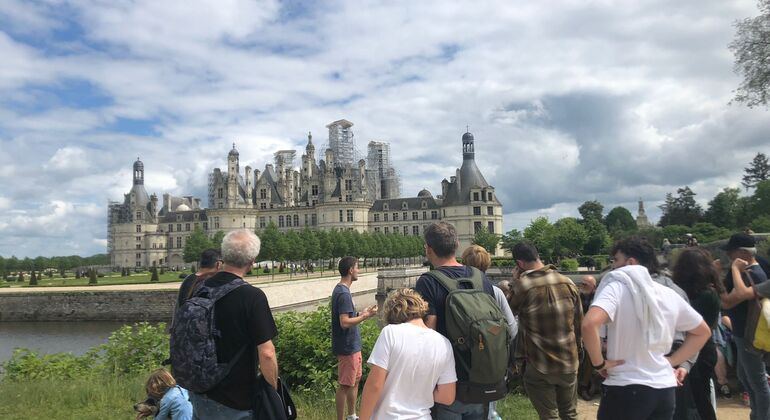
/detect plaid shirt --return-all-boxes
[510,265,582,374]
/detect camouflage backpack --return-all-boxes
[169,278,247,394]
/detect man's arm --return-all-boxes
[257,339,278,390]
[339,305,377,329]
[425,315,437,330]
[721,261,754,308]
[581,306,624,377]
[359,365,387,420]
[433,382,456,406]
[666,321,711,368]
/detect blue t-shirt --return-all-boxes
[331,283,362,355]
[725,264,768,338]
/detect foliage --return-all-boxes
[705,187,741,228]
[2,349,100,381]
[578,200,604,223]
[211,231,226,250]
[751,215,770,233]
[500,229,524,253]
[752,179,770,217]
[29,270,37,286]
[730,1,770,107]
[742,152,770,190]
[658,186,703,227]
[271,305,380,393]
[583,218,611,255]
[605,206,637,235]
[559,258,579,272]
[523,217,555,262]
[183,227,213,263]
[472,227,500,254]
[551,218,587,258]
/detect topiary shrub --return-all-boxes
[559,258,579,272]
[150,267,159,282]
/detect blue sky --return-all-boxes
[0,0,768,258]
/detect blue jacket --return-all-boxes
[156,385,192,420]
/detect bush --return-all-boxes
[273,305,379,393]
[2,349,100,381]
[559,258,579,272]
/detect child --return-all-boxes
[138,368,192,420]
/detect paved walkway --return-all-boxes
[576,394,749,419]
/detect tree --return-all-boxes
[29,270,37,286]
[500,229,524,252]
[552,218,588,258]
[605,206,637,235]
[658,187,704,227]
[211,231,226,251]
[751,215,770,232]
[578,200,604,223]
[88,269,97,285]
[150,267,159,282]
[472,227,500,254]
[583,218,611,255]
[730,1,770,107]
[742,152,770,190]
[183,227,212,264]
[752,179,770,216]
[705,187,741,228]
[523,217,555,262]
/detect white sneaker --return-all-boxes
[346,415,359,420]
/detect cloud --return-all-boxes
[0,0,766,257]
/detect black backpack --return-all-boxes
[426,267,510,403]
[169,278,247,393]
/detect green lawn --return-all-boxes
[0,376,537,419]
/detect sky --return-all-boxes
[0,0,768,258]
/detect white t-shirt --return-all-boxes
[591,281,703,388]
[367,322,457,420]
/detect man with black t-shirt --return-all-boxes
[175,248,222,309]
[188,229,278,420]
[414,221,497,420]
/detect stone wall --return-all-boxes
[375,267,428,323]
[0,290,178,322]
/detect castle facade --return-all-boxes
[108,120,503,268]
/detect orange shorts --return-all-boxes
[336,351,363,386]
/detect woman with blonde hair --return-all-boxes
[359,288,457,420]
[139,368,192,420]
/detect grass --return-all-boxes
[0,376,538,419]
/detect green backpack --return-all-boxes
[428,267,510,403]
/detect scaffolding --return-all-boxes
[326,119,356,167]
[274,150,297,171]
[367,141,401,199]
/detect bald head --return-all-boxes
[580,275,596,294]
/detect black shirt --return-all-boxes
[414,265,495,337]
[724,264,768,338]
[203,272,278,410]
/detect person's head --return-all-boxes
[511,242,540,270]
[424,222,459,260]
[383,288,429,325]
[221,229,261,269]
[145,368,175,400]
[580,275,597,295]
[497,279,513,302]
[721,233,757,262]
[609,236,658,273]
[199,248,222,270]
[673,247,725,299]
[338,256,359,280]
[461,245,491,272]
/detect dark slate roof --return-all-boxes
[442,159,491,206]
[129,184,151,210]
[370,196,440,211]
[258,166,284,204]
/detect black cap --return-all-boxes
[720,233,756,251]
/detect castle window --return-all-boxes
[218,188,223,199]
[260,217,266,228]
[345,195,352,202]
[194,213,199,220]
[431,211,438,220]
[383,203,389,211]
[136,211,142,220]
[488,192,493,201]
[422,211,427,220]
[312,185,318,195]
[487,206,494,216]
[345,179,353,190]
[279,216,285,227]
[473,207,481,216]
[403,226,409,236]
[312,199,318,206]
[473,192,479,201]
[412,226,419,235]
[136,253,141,259]
[260,189,267,199]
[203,222,208,230]
[214,217,220,229]
[185,223,190,231]
[177,223,182,232]
[177,214,182,221]
[304,214,308,226]
[136,236,141,241]
[384,213,389,222]
[136,244,141,250]
[136,225,142,233]
[374,227,380,232]
[374,214,380,222]
[474,222,482,234]
[339,210,343,222]
[488,221,495,233]
[286,215,292,227]
[293,215,299,226]
[218,203,223,209]
[177,237,182,248]
[401,202,407,210]
[260,203,266,209]
[168,224,173,232]
[311,214,317,225]
[403,212,408,221]
[347,210,354,222]
[421,201,427,209]
[384,227,389,234]
[393,213,398,221]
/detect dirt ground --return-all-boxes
[576,395,751,419]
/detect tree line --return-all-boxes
[0,254,109,277]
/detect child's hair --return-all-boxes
[383,288,429,325]
[145,368,176,400]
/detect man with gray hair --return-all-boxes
[188,229,279,420]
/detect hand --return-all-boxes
[596,359,625,378]
[733,258,749,271]
[364,305,378,318]
[674,367,688,386]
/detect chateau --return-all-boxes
[108,120,504,268]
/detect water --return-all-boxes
[0,321,128,363]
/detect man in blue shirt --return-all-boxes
[720,233,770,420]
[331,256,377,420]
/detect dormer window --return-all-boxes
[421,201,427,209]
[401,202,408,210]
[383,203,389,211]
[473,192,480,201]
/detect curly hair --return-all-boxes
[384,288,429,325]
[672,247,725,300]
[461,245,491,272]
[145,368,176,400]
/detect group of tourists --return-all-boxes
[135,222,770,420]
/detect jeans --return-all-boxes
[523,367,578,420]
[598,384,675,420]
[189,392,252,420]
[734,336,770,420]
[433,399,486,420]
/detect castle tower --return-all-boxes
[133,158,144,185]
[227,143,239,207]
[636,198,652,228]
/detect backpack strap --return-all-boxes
[427,266,484,293]
[198,277,248,301]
